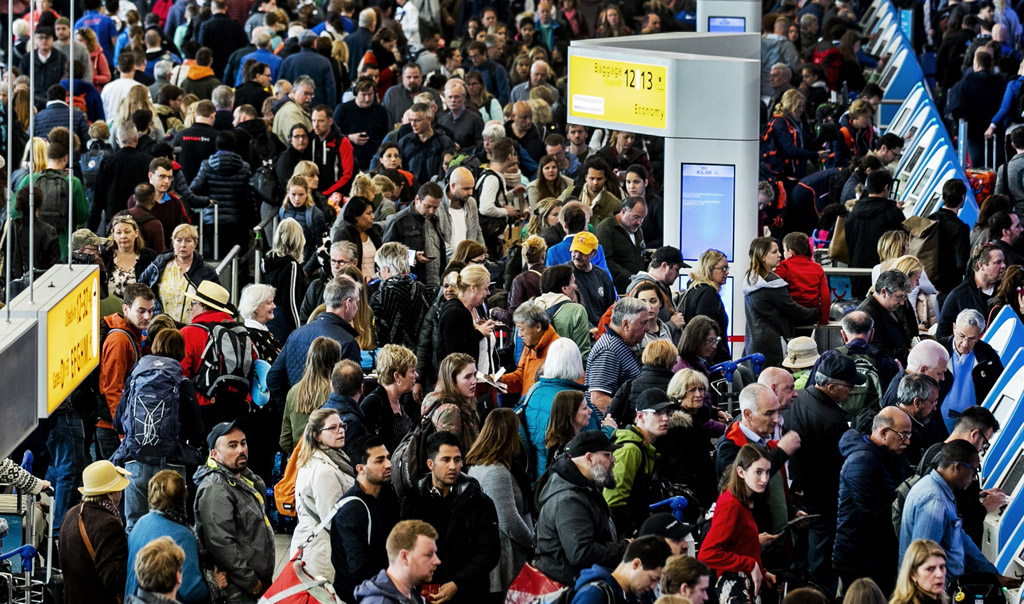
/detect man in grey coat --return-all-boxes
[194,420,275,603]
[438,166,485,256]
[534,431,627,586]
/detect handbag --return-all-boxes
[828,215,850,264]
[258,496,370,604]
[505,563,567,604]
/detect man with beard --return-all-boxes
[332,435,401,603]
[194,419,275,604]
[381,63,441,129]
[535,431,629,586]
[399,432,499,604]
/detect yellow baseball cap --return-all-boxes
[570,232,599,255]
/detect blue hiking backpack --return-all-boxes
[111,355,183,465]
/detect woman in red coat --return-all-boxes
[698,443,776,604]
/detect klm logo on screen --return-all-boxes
[695,166,717,176]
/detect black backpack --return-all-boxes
[391,399,441,500]
[80,144,108,188]
[189,322,256,401]
[34,170,70,232]
[473,169,511,238]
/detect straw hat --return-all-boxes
[78,461,131,496]
[183,281,234,315]
[782,336,820,369]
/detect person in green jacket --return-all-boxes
[604,388,671,536]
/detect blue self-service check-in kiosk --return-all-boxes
[907,161,963,218]
[995,515,1024,581]
[886,83,934,135]
[981,446,1024,563]
[879,45,926,124]
[894,121,942,194]
[982,306,1024,366]
[861,0,890,30]
[867,14,899,56]
[981,349,1024,483]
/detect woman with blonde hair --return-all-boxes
[466,408,535,596]
[526,197,563,242]
[437,264,497,373]
[279,174,327,265]
[422,352,481,454]
[360,344,420,450]
[743,236,818,367]
[139,223,219,319]
[659,368,718,509]
[292,160,335,221]
[890,540,948,604]
[369,174,396,222]
[12,137,47,188]
[101,215,156,297]
[763,88,820,180]
[681,249,731,364]
[280,337,343,454]
[891,254,938,331]
[111,85,166,144]
[843,578,888,604]
[262,217,308,342]
[288,407,356,582]
[609,339,677,424]
[12,88,33,133]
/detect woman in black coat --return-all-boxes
[329,196,382,280]
[416,262,465,391]
[261,217,309,343]
[742,236,819,368]
[360,344,422,452]
[275,123,313,189]
[436,264,497,372]
[681,248,733,364]
[657,368,720,515]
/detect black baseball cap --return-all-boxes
[206,418,249,449]
[640,513,696,541]
[817,353,867,386]
[651,246,690,268]
[635,388,676,413]
[567,431,621,457]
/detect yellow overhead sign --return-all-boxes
[569,55,668,130]
[45,269,99,414]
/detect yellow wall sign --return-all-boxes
[45,269,99,413]
[569,55,668,130]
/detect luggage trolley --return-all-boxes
[0,452,57,604]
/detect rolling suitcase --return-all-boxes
[967,136,997,201]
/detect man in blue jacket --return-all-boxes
[280,30,337,108]
[268,276,362,401]
[833,407,912,594]
[570,536,671,604]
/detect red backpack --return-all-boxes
[813,43,842,90]
[66,91,89,122]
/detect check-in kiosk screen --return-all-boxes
[881,63,898,89]
[906,126,918,140]
[905,147,925,173]
[992,394,1015,427]
[708,17,745,32]
[999,453,1024,494]
[681,163,735,261]
[911,168,934,198]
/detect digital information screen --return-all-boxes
[708,16,746,32]
[569,55,668,130]
[680,163,735,261]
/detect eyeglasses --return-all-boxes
[953,331,981,346]
[890,292,908,303]
[329,258,348,266]
[712,265,729,273]
[292,133,308,139]
[704,336,721,346]
[956,461,981,475]
[685,386,707,395]
[889,428,912,441]
[319,423,346,433]
[979,431,991,452]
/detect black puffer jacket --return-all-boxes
[261,251,307,343]
[370,274,431,349]
[416,293,446,388]
[681,282,731,364]
[607,365,673,425]
[190,151,254,226]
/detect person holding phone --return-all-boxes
[436,264,498,377]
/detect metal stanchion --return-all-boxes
[213,203,219,260]
[231,256,239,304]
[27,8,35,303]
[4,23,13,321]
[67,0,74,268]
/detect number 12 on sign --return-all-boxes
[624,68,657,90]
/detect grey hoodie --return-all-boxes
[742,272,819,367]
[353,569,425,604]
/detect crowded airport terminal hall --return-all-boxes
[8,0,1024,603]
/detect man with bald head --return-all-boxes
[834,406,913,593]
[716,383,801,533]
[438,79,483,150]
[758,367,797,410]
[439,166,484,251]
[506,101,545,176]
[511,60,560,104]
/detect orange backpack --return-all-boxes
[273,441,303,517]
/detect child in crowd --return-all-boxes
[775,231,830,324]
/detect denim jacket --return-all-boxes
[899,470,997,576]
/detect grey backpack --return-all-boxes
[190,322,255,401]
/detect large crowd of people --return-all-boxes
[2,0,1024,603]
